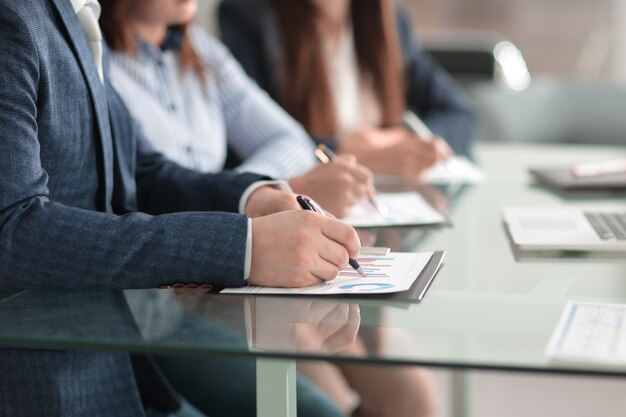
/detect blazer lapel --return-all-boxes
[50,0,114,213]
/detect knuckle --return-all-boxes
[329,265,340,278]
[339,250,350,268]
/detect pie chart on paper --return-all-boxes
[338,283,395,292]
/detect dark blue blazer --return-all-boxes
[0,0,267,415]
[218,0,478,156]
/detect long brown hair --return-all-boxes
[269,0,405,137]
[100,0,205,80]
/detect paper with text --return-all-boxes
[222,252,435,295]
[343,192,445,228]
[420,156,484,185]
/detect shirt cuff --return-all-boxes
[237,180,292,214]
[240,180,292,281]
[244,217,252,280]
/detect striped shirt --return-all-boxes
[108,26,317,179]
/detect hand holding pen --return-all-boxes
[297,195,367,277]
[288,147,374,218]
[315,144,389,215]
[247,207,363,287]
[402,111,453,173]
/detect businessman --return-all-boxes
[0,0,360,415]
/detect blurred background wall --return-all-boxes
[199,0,626,81]
[399,0,618,81]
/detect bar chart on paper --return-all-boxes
[221,252,436,295]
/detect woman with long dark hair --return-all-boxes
[220,0,478,177]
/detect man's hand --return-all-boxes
[244,185,300,218]
[288,155,374,218]
[339,128,452,177]
[248,210,361,287]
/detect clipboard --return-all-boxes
[218,251,445,304]
[365,250,444,303]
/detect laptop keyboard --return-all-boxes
[584,212,626,240]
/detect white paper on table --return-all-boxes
[342,192,445,228]
[419,156,484,185]
[221,251,434,295]
[546,301,626,366]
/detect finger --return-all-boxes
[320,320,360,353]
[283,273,324,288]
[350,183,370,201]
[434,138,452,159]
[411,142,439,167]
[319,217,361,258]
[346,303,361,327]
[350,163,373,185]
[310,256,342,282]
[305,300,342,323]
[314,304,351,344]
[319,303,350,326]
[318,239,350,270]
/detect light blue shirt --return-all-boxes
[108,26,317,179]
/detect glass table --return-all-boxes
[1,143,626,417]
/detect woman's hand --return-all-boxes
[338,127,451,177]
[288,155,374,218]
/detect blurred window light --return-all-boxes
[494,41,531,91]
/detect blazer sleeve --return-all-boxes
[397,7,479,156]
[0,5,255,290]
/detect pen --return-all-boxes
[314,144,389,216]
[296,195,367,277]
[402,110,454,174]
[402,110,435,140]
[570,159,626,178]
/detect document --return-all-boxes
[343,192,445,228]
[221,251,436,296]
[420,156,484,185]
[546,301,626,366]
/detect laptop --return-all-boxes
[502,205,626,251]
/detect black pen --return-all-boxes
[296,195,367,277]
[314,144,389,216]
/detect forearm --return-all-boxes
[0,197,249,290]
[137,162,266,215]
[134,133,267,214]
